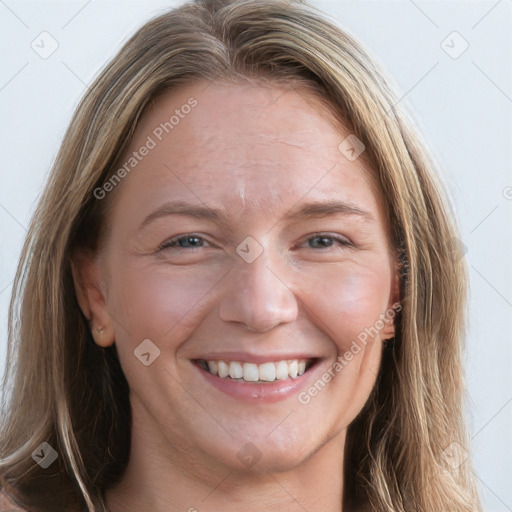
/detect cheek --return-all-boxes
[300,263,392,350]
[108,260,221,346]
[295,265,390,424]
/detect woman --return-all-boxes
[0,0,482,510]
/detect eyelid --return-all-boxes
[301,233,354,248]
[157,233,211,251]
[157,232,353,253]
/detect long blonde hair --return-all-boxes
[0,0,481,510]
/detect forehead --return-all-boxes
[109,80,386,229]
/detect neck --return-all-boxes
[106,400,346,512]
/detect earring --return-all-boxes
[97,326,105,334]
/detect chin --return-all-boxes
[197,428,319,475]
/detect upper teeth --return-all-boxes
[203,359,309,382]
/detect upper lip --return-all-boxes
[192,351,321,364]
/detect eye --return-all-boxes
[303,233,353,249]
[156,233,352,253]
[158,234,211,251]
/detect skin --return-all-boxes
[73,80,399,512]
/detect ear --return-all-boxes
[70,251,115,348]
[381,254,402,341]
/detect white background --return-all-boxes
[1,1,511,510]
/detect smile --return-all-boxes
[196,358,315,383]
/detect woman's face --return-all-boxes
[84,81,399,474]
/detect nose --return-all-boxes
[218,249,298,332]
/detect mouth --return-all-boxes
[193,358,319,383]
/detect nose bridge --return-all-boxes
[219,244,298,332]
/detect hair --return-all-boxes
[0,0,481,510]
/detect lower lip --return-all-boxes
[195,361,321,403]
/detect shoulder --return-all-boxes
[0,488,27,511]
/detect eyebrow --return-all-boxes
[139,199,375,231]
[283,199,375,223]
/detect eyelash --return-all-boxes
[157,233,353,251]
